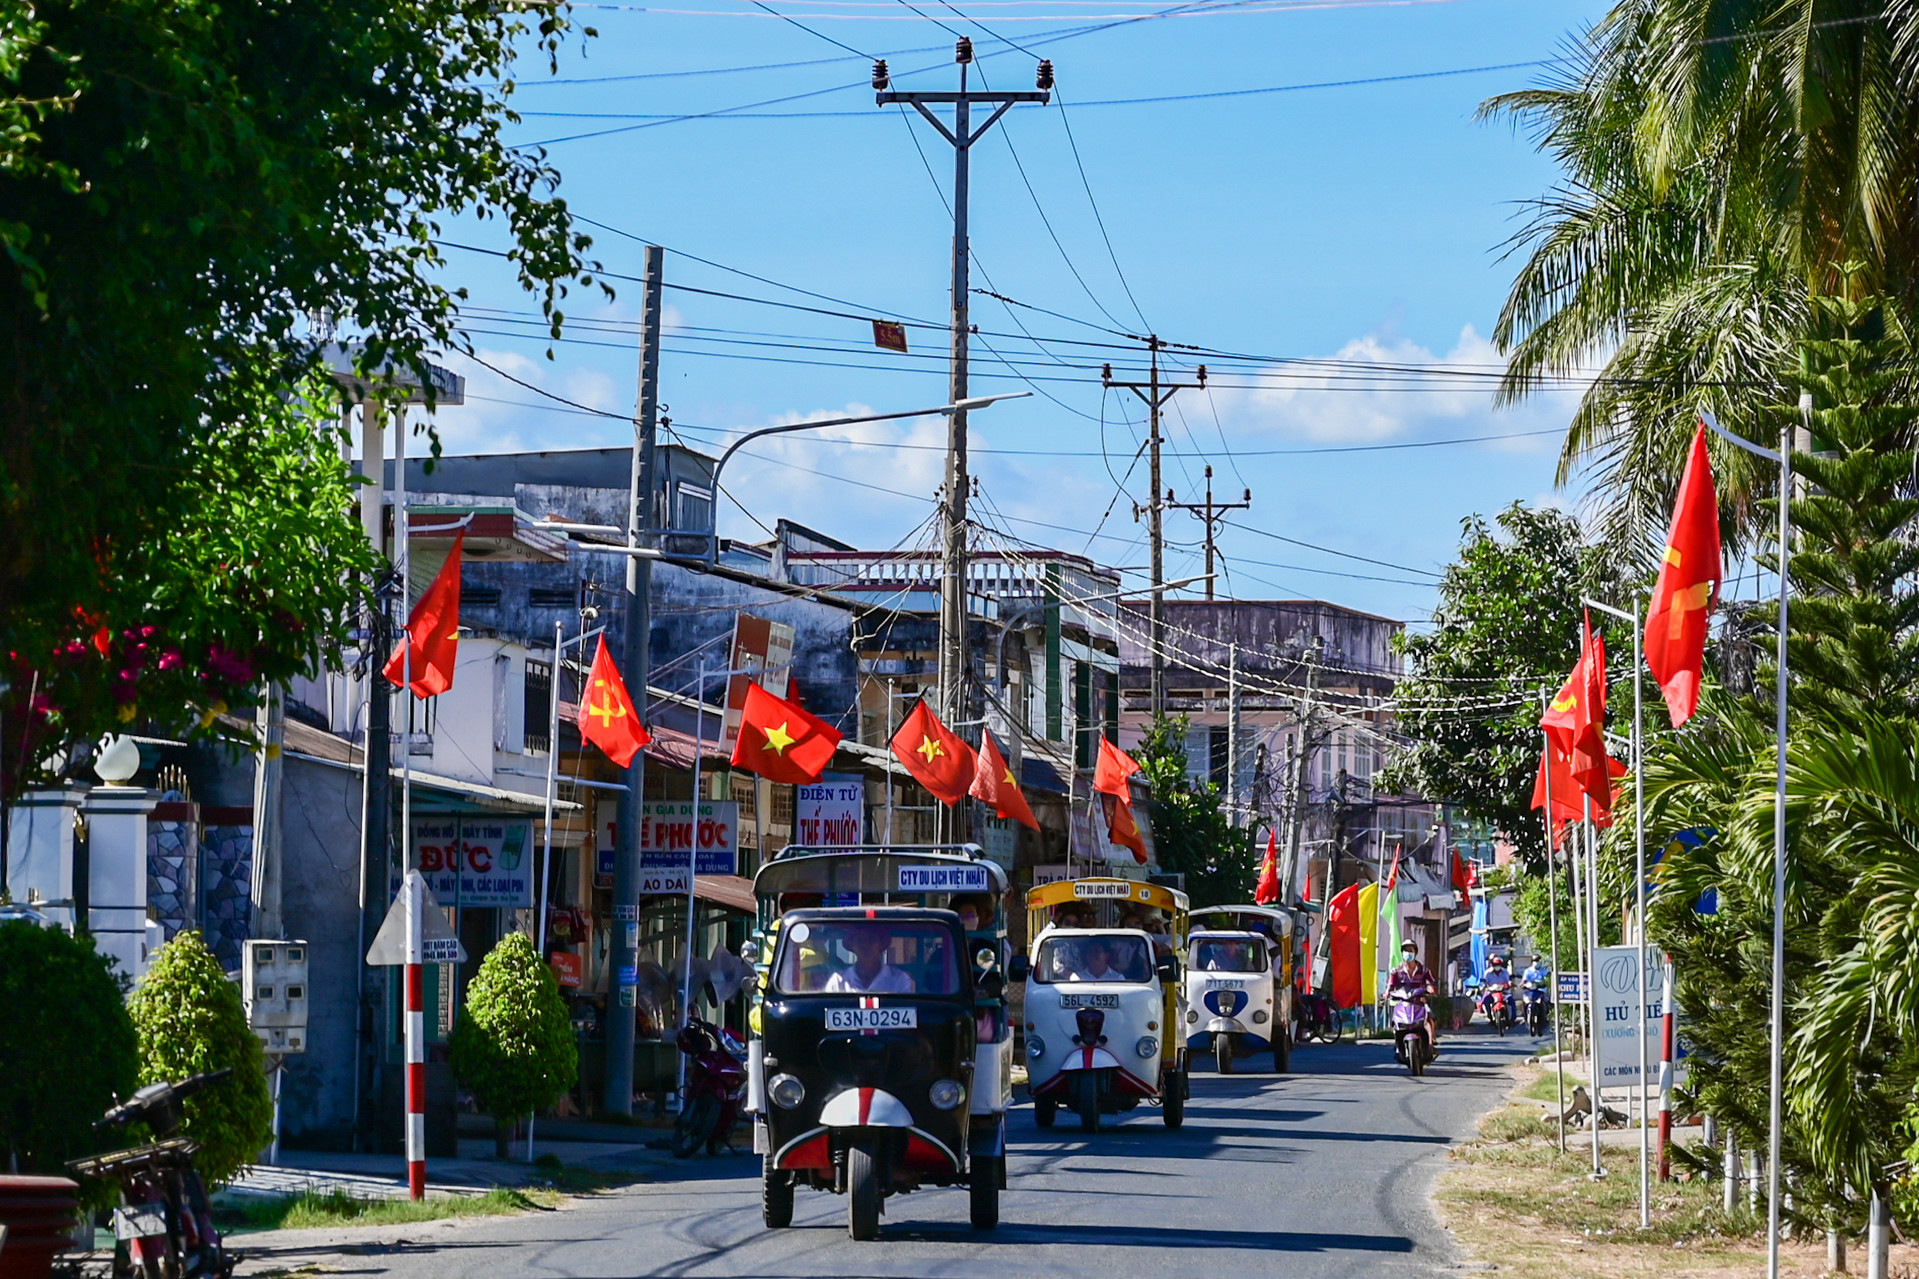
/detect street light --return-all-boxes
[1701,400,1800,1279]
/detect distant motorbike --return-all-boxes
[68,1070,235,1279]
[1387,982,1434,1077]
[1481,983,1515,1036]
[1521,981,1551,1036]
[673,1017,748,1158]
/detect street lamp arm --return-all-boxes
[710,393,1030,495]
[1699,408,1781,463]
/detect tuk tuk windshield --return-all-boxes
[771,920,961,996]
[1190,937,1268,973]
[1032,933,1155,985]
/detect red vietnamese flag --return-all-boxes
[730,680,841,785]
[1104,792,1147,864]
[1450,849,1477,894]
[1254,829,1281,905]
[969,730,1039,830]
[384,532,465,697]
[1327,884,1362,1008]
[577,637,650,767]
[1092,737,1141,798]
[1542,616,1613,810]
[891,700,977,805]
[1647,423,1723,726]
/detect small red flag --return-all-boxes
[1104,792,1147,864]
[1092,737,1141,799]
[384,532,465,697]
[1254,829,1280,905]
[730,680,841,785]
[577,637,650,767]
[969,730,1039,831]
[891,700,977,805]
[1542,616,1613,811]
[1450,850,1478,894]
[1647,423,1723,726]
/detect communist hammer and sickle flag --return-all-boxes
[579,636,650,767]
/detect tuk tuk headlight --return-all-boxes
[1186,1009,1198,1024]
[1252,1009,1268,1024]
[929,1079,965,1111]
[1135,1036,1159,1059]
[768,1074,805,1110]
[1026,1035,1046,1060]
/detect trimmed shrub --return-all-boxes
[129,930,273,1187]
[0,920,139,1176]
[450,931,577,1147]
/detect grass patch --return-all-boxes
[1520,1070,1577,1103]
[1479,1103,1552,1143]
[217,1185,558,1234]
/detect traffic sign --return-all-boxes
[365,873,467,966]
[1557,971,1589,1004]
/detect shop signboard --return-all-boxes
[638,801,739,886]
[406,817,534,907]
[1592,945,1668,1088]
[795,774,863,845]
[720,614,795,751]
[550,952,582,988]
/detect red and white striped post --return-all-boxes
[403,870,426,1200]
[1656,956,1675,1182]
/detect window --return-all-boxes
[1189,938,1268,973]
[772,920,960,995]
[1032,933,1154,985]
[529,587,575,610]
[464,586,502,609]
[675,482,714,533]
[524,660,552,753]
[772,784,795,827]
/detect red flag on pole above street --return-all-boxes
[577,636,650,768]
[384,531,464,697]
[730,680,841,785]
[1104,791,1147,864]
[1091,737,1141,798]
[891,699,977,805]
[969,729,1039,830]
[1646,422,1723,726]
[1254,828,1280,905]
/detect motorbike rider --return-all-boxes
[1479,954,1513,1021]
[1388,940,1439,1052]
[1519,953,1550,1024]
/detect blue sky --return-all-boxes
[429,0,1612,624]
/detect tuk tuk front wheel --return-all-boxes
[1161,1069,1185,1129]
[762,1157,794,1229]
[1034,1097,1056,1129]
[969,1156,1001,1229]
[1073,1072,1101,1133]
[1215,1036,1234,1075]
[847,1141,881,1240]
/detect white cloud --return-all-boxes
[712,404,950,544]
[426,347,628,456]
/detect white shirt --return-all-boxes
[1070,962,1122,982]
[823,962,916,994]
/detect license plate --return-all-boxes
[1058,993,1118,1009]
[826,1005,917,1031]
[1204,979,1244,990]
[115,1205,168,1241]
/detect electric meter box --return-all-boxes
[243,939,310,1054]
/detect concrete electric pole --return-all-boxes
[877,43,1051,757]
[1167,465,1250,600]
[1104,346,1204,718]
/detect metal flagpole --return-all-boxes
[1632,594,1650,1228]
[678,657,707,1104]
[529,618,563,1162]
[1585,795,1603,1179]
[1540,709,1566,1153]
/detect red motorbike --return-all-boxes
[1481,983,1515,1036]
[672,1016,747,1158]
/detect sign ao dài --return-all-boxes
[407,818,535,907]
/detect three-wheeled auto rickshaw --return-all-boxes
[745,844,1012,1240]
[1015,877,1190,1132]
[1188,904,1300,1073]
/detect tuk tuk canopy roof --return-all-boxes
[1192,904,1294,936]
[1025,877,1189,916]
[752,845,1010,902]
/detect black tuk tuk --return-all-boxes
[746,844,1012,1240]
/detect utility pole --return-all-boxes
[878,44,1051,763]
[1281,639,1319,909]
[1167,465,1250,599]
[1226,641,1241,829]
[608,244,664,1117]
[1104,349,1205,717]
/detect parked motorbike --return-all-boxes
[1293,989,1343,1045]
[1387,982,1434,1077]
[1521,981,1551,1036]
[673,1017,748,1158]
[67,1070,235,1279]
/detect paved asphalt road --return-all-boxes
[254,1029,1530,1278]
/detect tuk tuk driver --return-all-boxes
[1070,937,1124,982]
[824,929,916,993]
[1389,939,1439,1053]
[1203,940,1252,971]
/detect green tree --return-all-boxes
[0,0,600,777]
[129,931,273,1188]
[0,920,138,1179]
[1382,503,1617,870]
[449,931,577,1154]
[1134,716,1252,908]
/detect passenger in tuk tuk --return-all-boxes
[1064,935,1151,983]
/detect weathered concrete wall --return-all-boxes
[1116,599,1402,694]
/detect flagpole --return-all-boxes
[1631,593,1650,1228]
[1567,806,1587,1070]
[1540,705,1566,1154]
[1585,795,1603,1179]
[395,405,413,879]
[678,656,706,1107]
[529,618,563,1164]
